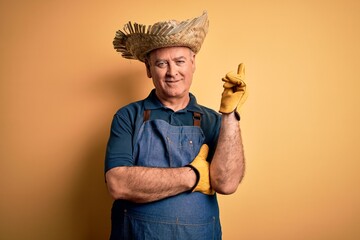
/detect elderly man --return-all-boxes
[105,11,248,240]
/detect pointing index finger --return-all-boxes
[237,63,245,77]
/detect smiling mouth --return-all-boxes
[165,80,180,83]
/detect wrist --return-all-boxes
[221,111,240,121]
[185,165,199,191]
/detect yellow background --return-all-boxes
[1,0,359,239]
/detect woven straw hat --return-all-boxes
[113,11,209,62]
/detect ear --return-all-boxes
[192,53,196,73]
[145,60,152,78]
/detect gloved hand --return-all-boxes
[219,63,248,120]
[187,144,215,195]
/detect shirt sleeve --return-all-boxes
[104,110,135,173]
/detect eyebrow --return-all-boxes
[156,56,186,61]
[174,56,188,61]
[153,56,187,64]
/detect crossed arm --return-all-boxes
[105,111,245,202]
[105,165,196,203]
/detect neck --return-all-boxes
[156,93,190,112]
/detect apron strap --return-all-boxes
[143,109,151,122]
[143,109,201,127]
[193,112,201,127]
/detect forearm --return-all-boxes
[210,112,245,194]
[106,166,196,203]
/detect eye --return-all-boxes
[156,61,168,68]
[176,60,185,65]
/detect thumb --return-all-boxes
[197,144,209,159]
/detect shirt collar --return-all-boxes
[144,89,204,114]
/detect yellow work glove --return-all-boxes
[187,144,215,195]
[219,63,248,120]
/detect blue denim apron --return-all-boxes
[110,111,222,240]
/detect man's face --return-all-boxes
[146,47,196,101]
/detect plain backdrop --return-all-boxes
[1,0,359,239]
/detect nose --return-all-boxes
[166,63,178,77]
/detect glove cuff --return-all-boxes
[186,165,200,192]
[218,110,241,121]
[234,110,241,121]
